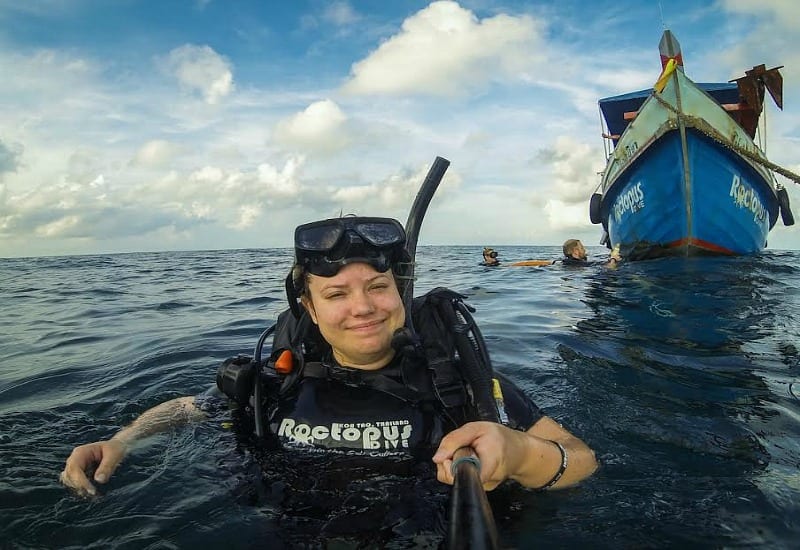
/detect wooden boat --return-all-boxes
[590,30,794,259]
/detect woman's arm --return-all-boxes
[60,396,206,496]
[513,416,599,489]
[432,417,598,491]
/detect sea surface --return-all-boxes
[1,246,799,549]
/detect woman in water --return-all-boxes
[61,216,597,496]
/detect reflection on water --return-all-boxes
[0,248,799,548]
[545,255,799,547]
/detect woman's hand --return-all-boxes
[433,421,530,491]
[433,417,598,491]
[59,396,205,497]
[59,439,128,497]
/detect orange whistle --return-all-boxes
[275,350,294,374]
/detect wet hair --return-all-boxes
[563,239,582,257]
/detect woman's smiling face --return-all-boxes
[302,262,405,370]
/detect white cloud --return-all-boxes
[163,44,234,104]
[323,2,360,26]
[142,158,306,221]
[299,1,360,31]
[538,136,605,204]
[132,140,183,167]
[273,100,350,154]
[256,157,303,196]
[708,0,800,178]
[722,0,800,29]
[1,1,799,255]
[190,165,225,184]
[0,49,107,132]
[341,0,545,97]
[543,199,591,231]
[329,161,462,218]
[0,139,22,176]
[586,68,656,97]
[232,204,262,230]
[711,1,800,101]
[0,150,307,243]
[35,214,81,237]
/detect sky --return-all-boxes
[1,0,799,257]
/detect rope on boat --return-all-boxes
[652,93,800,186]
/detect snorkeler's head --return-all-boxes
[562,239,587,260]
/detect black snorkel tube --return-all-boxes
[402,156,450,317]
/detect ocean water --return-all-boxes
[1,246,799,549]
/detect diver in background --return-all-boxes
[481,246,556,268]
[480,247,500,266]
[562,239,621,268]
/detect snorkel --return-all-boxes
[381,156,450,354]
[402,157,450,316]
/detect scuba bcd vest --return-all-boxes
[217,287,502,437]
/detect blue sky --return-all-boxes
[1,0,799,257]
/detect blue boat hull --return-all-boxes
[600,129,779,258]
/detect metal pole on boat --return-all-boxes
[660,31,693,256]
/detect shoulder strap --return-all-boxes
[411,287,500,422]
[261,308,327,396]
[302,362,423,404]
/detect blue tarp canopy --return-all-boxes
[599,82,740,137]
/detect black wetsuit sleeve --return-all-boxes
[562,257,590,267]
[562,257,610,267]
[495,372,544,431]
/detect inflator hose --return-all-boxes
[252,323,276,439]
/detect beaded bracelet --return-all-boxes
[540,440,568,490]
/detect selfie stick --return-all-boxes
[447,446,500,550]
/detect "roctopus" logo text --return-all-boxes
[613,181,645,223]
[729,174,767,224]
[278,418,412,451]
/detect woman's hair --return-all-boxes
[292,263,309,298]
[562,239,581,257]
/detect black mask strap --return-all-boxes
[286,272,304,318]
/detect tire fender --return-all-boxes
[589,193,603,224]
[778,187,795,226]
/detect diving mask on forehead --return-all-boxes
[294,216,407,278]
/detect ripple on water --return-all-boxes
[1,248,799,547]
